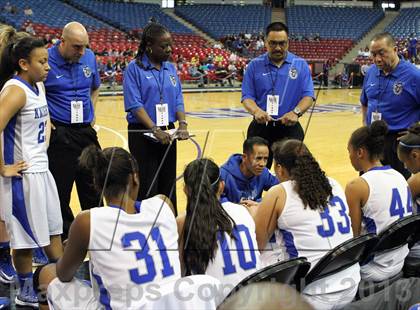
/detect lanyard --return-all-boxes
[151,68,165,103]
[377,74,392,113]
[69,64,78,101]
[266,63,280,96]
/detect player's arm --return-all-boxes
[156,194,176,216]
[176,214,186,275]
[254,185,285,251]
[0,86,29,177]
[408,173,420,198]
[56,211,90,282]
[40,83,52,146]
[45,116,51,147]
[345,178,369,237]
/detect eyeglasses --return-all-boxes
[267,40,288,48]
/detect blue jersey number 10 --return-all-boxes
[218,224,257,275]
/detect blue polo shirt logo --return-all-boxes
[289,68,298,79]
[83,66,92,78]
[393,82,403,95]
[169,75,177,87]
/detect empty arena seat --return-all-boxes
[66,0,193,34]
[175,4,271,39]
[286,6,384,41]
[386,8,420,38]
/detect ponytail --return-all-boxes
[79,145,138,199]
[0,31,45,89]
[349,120,388,160]
[135,22,169,69]
[182,158,236,275]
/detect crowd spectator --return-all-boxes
[23,6,33,16]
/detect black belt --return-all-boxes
[52,120,91,128]
[128,122,175,131]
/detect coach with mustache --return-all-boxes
[241,22,314,168]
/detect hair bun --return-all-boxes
[370,120,388,137]
[408,122,420,136]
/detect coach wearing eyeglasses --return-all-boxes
[241,22,314,168]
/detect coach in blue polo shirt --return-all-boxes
[361,32,420,179]
[242,22,314,168]
[44,22,102,238]
[123,23,188,214]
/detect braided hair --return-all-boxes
[135,22,169,69]
[272,140,332,211]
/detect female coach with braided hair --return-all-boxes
[254,139,359,310]
[123,23,189,214]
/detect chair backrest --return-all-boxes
[304,233,377,286]
[226,257,311,299]
[409,214,420,248]
[367,214,420,255]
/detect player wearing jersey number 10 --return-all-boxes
[177,158,261,298]
[254,140,360,310]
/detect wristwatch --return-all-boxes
[293,107,303,117]
[179,120,188,126]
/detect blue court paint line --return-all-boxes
[186,103,360,119]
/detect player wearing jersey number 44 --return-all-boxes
[346,120,412,281]
[254,140,360,310]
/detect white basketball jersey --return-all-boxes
[276,177,359,294]
[205,201,260,298]
[360,166,412,280]
[88,197,181,309]
[1,78,49,173]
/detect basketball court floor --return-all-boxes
[70,88,363,214]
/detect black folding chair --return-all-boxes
[225,257,311,300]
[404,214,420,277]
[358,214,420,298]
[301,233,377,291]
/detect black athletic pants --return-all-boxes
[48,122,103,240]
[128,122,177,215]
[247,120,304,169]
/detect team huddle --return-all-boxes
[0,18,420,310]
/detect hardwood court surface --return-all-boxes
[70,88,363,215]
